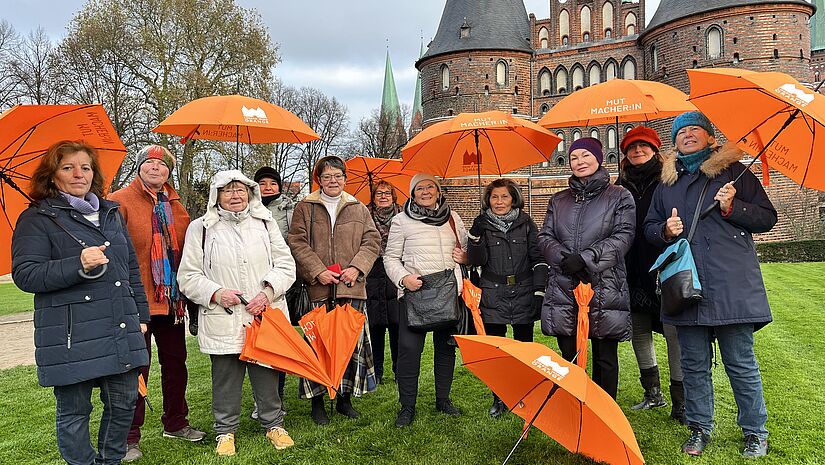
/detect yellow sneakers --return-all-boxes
[266,426,295,450]
[215,433,236,456]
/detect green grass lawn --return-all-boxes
[0,263,823,464]
[0,282,33,317]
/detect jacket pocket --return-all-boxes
[200,307,236,338]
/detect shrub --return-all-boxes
[757,240,825,262]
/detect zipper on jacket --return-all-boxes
[66,305,73,349]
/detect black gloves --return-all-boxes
[469,216,485,239]
[560,251,591,284]
[531,294,544,319]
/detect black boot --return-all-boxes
[311,395,329,425]
[632,366,667,410]
[335,394,361,419]
[435,397,461,416]
[670,380,687,425]
[489,393,506,418]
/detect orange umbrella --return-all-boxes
[573,282,594,370]
[137,373,153,412]
[0,104,127,274]
[153,94,319,168]
[401,111,560,197]
[538,79,696,128]
[300,303,366,399]
[455,335,644,465]
[344,156,416,205]
[460,276,486,336]
[244,307,334,388]
[687,68,825,194]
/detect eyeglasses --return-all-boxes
[219,188,248,197]
[319,173,345,182]
[374,191,393,197]
[414,184,437,193]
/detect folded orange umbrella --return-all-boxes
[461,277,486,336]
[344,156,416,205]
[137,373,153,413]
[316,303,366,399]
[0,104,126,274]
[455,335,644,465]
[573,282,594,370]
[298,305,334,391]
[687,68,825,193]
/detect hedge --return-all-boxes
[757,240,825,262]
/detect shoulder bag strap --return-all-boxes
[686,178,712,243]
[447,215,461,247]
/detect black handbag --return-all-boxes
[287,204,314,325]
[404,269,461,332]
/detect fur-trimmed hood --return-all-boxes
[661,142,744,186]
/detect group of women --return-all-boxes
[11,111,775,463]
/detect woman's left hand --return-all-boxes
[339,267,360,287]
[714,182,736,214]
[245,292,269,316]
[140,323,148,334]
[452,247,468,265]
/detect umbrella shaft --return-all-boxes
[502,384,559,465]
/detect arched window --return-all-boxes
[581,6,591,39]
[540,104,549,115]
[605,60,617,80]
[572,130,582,141]
[590,128,599,139]
[556,67,568,94]
[707,26,723,59]
[602,2,614,37]
[560,10,570,43]
[651,43,659,70]
[557,156,567,166]
[625,125,634,134]
[589,63,601,86]
[608,154,617,164]
[562,36,569,46]
[496,60,508,86]
[622,58,636,80]
[625,13,636,36]
[539,69,552,96]
[572,66,585,91]
[557,132,566,152]
[607,127,617,149]
[441,64,450,91]
[539,27,549,48]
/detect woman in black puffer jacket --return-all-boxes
[537,137,635,399]
[467,178,548,417]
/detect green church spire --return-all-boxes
[381,49,401,120]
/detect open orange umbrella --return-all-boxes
[687,68,825,197]
[153,94,319,168]
[455,335,644,465]
[343,156,416,204]
[401,111,560,197]
[538,79,696,129]
[0,104,127,274]
[573,282,594,370]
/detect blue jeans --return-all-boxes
[54,369,139,465]
[677,324,768,439]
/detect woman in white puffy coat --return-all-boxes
[178,170,296,455]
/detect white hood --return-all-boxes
[202,169,273,228]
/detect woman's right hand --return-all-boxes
[80,245,109,272]
[664,208,684,240]
[402,274,423,292]
[317,269,341,285]
[217,288,242,308]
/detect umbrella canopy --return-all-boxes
[0,104,127,275]
[299,303,366,399]
[455,335,644,465]
[343,156,416,204]
[461,276,486,336]
[573,282,594,370]
[538,79,696,129]
[401,111,560,180]
[687,68,825,192]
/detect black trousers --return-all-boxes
[484,322,534,342]
[557,335,620,399]
[396,298,456,407]
[370,322,399,382]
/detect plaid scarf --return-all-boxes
[150,190,185,322]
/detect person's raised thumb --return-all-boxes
[98,244,107,252]
[671,208,678,218]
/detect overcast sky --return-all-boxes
[1,0,661,128]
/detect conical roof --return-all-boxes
[411,42,424,121]
[644,0,814,37]
[381,50,401,120]
[418,0,532,65]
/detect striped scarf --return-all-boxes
[150,191,185,322]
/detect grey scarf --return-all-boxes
[485,208,519,233]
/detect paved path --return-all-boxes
[0,312,35,370]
